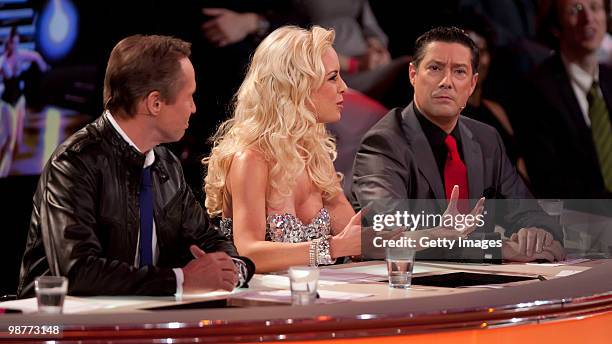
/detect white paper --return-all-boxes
[0,297,141,314]
[317,270,382,283]
[261,263,439,287]
[236,289,373,304]
[175,290,234,301]
[555,270,582,277]
[324,263,436,277]
[257,274,355,289]
[526,258,590,267]
[457,285,506,289]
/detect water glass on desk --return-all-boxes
[288,266,319,305]
[35,276,68,314]
[386,247,415,288]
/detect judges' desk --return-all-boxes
[1,258,611,343]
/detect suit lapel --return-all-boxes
[400,105,446,207]
[459,119,484,203]
[598,64,612,123]
[548,56,604,168]
[550,56,592,136]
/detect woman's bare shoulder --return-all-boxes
[229,148,269,185]
[234,147,267,164]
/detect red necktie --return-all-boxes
[444,135,469,210]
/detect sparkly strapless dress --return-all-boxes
[219,208,331,243]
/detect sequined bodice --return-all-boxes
[219,208,331,243]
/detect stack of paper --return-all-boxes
[235,289,373,304]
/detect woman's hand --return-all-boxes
[330,210,362,258]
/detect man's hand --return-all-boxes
[361,37,391,70]
[502,239,566,262]
[510,227,554,257]
[440,185,485,237]
[202,8,259,47]
[182,245,238,294]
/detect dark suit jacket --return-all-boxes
[458,0,537,47]
[511,54,612,199]
[18,116,254,297]
[351,102,563,247]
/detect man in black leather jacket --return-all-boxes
[17,35,254,297]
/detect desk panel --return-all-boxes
[0,260,610,343]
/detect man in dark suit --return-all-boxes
[351,27,565,262]
[512,0,612,199]
[18,35,254,297]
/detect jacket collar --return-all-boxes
[94,114,146,170]
[104,110,155,167]
[95,115,171,184]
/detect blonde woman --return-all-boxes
[203,26,362,272]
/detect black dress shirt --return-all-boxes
[414,103,465,181]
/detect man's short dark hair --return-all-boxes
[103,35,191,117]
[412,26,479,74]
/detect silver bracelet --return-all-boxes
[316,236,336,266]
[309,239,319,267]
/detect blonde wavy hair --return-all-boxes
[203,25,342,217]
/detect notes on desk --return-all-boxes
[526,258,590,267]
[235,290,373,304]
[0,297,151,314]
[327,263,441,277]
[258,275,296,289]
[176,290,234,301]
[555,270,582,277]
[258,271,382,290]
[257,262,441,290]
[457,285,506,289]
[318,270,383,283]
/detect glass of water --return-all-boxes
[288,266,319,305]
[386,247,416,288]
[35,276,68,314]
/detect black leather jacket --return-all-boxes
[18,115,253,297]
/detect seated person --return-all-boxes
[351,26,566,263]
[203,26,362,273]
[511,0,612,200]
[18,34,254,297]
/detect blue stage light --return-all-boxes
[37,0,78,61]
